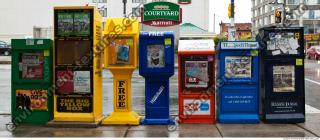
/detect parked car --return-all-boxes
[0,41,11,56]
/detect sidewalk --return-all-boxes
[0,113,319,137]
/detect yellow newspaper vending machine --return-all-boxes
[52,6,103,124]
[102,18,140,125]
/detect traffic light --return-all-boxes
[228,4,231,18]
[275,9,282,23]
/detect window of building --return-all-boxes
[132,0,146,3]
[309,10,315,19]
[132,8,141,17]
[287,0,299,4]
[93,0,107,3]
[99,8,107,17]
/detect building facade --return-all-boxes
[0,0,209,44]
[251,0,320,37]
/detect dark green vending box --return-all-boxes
[11,39,53,124]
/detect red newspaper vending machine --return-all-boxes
[178,40,216,123]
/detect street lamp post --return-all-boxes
[123,0,127,17]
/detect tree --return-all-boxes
[213,35,228,46]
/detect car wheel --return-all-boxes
[307,54,311,59]
[4,51,9,56]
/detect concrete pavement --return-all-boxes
[0,114,319,137]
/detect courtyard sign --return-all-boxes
[141,2,182,27]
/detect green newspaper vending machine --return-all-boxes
[11,39,53,124]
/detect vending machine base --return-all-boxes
[102,111,140,125]
[53,114,104,122]
[219,114,259,123]
[141,118,175,125]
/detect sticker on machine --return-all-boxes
[183,99,211,115]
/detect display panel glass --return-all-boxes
[108,37,134,66]
[73,12,90,36]
[147,45,165,68]
[19,53,44,80]
[273,65,295,92]
[185,61,208,88]
[56,40,91,65]
[225,56,252,78]
[57,12,73,36]
[56,70,91,94]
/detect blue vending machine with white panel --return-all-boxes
[139,31,175,125]
[217,41,260,123]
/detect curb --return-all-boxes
[0,61,11,64]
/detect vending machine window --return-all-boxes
[19,53,44,80]
[57,12,73,36]
[147,45,165,68]
[180,55,214,92]
[56,40,91,65]
[185,61,208,88]
[73,12,91,36]
[108,37,134,66]
[224,56,252,79]
[272,65,295,93]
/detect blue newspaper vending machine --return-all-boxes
[217,41,260,123]
[257,27,305,123]
[139,31,175,125]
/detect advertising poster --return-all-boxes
[57,12,73,36]
[183,99,210,115]
[73,71,91,93]
[57,96,92,113]
[20,53,44,80]
[225,56,252,78]
[147,45,165,68]
[16,90,48,110]
[74,12,90,36]
[56,70,74,93]
[267,32,300,55]
[185,61,208,88]
[273,65,295,92]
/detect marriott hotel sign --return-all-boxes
[141,2,182,27]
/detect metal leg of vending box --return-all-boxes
[141,78,175,125]
[102,69,140,125]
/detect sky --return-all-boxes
[209,0,252,33]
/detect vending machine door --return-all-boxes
[263,58,305,123]
[264,58,304,98]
